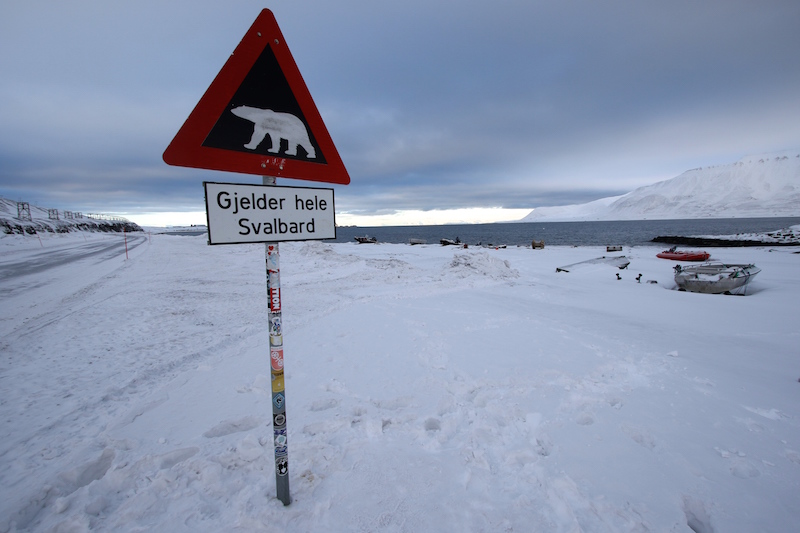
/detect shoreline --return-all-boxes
[652,235,800,247]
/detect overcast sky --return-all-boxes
[1,0,799,226]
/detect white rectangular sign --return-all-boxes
[204,182,336,245]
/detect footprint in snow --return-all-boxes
[424,417,441,432]
[157,447,199,469]
[743,406,786,420]
[682,495,715,533]
[714,447,761,479]
[309,397,340,411]
[785,449,800,465]
[371,396,413,410]
[622,424,657,450]
[729,459,760,479]
[56,449,115,497]
[203,416,262,438]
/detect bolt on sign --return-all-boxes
[163,9,350,507]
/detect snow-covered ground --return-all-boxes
[694,226,800,245]
[1,230,799,532]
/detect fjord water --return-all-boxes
[333,217,800,246]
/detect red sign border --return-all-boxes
[163,9,350,185]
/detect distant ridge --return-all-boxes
[521,151,800,222]
[0,196,141,234]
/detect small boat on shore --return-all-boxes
[440,238,462,246]
[657,247,710,261]
[673,262,761,295]
[556,256,631,273]
[354,236,377,244]
[408,238,426,245]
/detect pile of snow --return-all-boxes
[523,151,800,222]
[447,251,520,280]
[1,231,799,531]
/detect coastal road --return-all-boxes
[0,233,147,283]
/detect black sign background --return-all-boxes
[202,46,325,163]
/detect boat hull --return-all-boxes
[556,256,630,273]
[674,262,760,294]
[657,251,710,261]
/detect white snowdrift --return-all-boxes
[1,230,799,532]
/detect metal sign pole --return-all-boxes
[264,175,290,506]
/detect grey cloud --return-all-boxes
[1,1,798,220]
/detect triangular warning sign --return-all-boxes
[163,9,350,185]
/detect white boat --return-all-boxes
[673,262,761,295]
[556,256,630,273]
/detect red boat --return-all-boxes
[656,247,710,261]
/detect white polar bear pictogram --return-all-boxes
[230,105,316,158]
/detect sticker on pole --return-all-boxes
[163,9,350,185]
[204,182,335,244]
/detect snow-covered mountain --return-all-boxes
[521,151,800,222]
